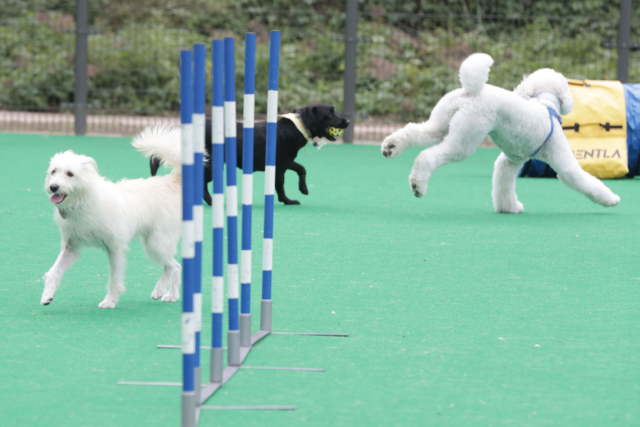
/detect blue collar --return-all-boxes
[530,107,563,158]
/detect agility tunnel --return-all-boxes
[117,32,348,427]
[520,80,640,179]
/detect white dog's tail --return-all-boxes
[459,53,494,96]
[132,125,182,174]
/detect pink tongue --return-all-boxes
[50,194,64,204]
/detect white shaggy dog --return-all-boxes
[381,53,620,213]
[41,126,182,308]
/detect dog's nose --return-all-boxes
[346,119,350,125]
[50,184,59,193]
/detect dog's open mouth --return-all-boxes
[50,194,66,204]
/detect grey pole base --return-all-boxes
[227,330,240,366]
[194,367,201,405]
[240,313,251,347]
[260,300,272,331]
[210,347,223,383]
[182,391,197,427]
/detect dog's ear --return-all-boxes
[82,158,99,173]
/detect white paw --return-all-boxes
[161,292,180,303]
[603,194,621,207]
[151,285,166,300]
[495,200,524,214]
[409,175,427,198]
[98,299,117,309]
[40,288,55,305]
[381,137,402,158]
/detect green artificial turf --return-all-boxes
[0,132,638,426]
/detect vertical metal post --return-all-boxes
[210,40,225,384]
[180,50,196,427]
[241,33,256,348]
[192,42,206,407]
[617,0,632,83]
[342,0,358,143]
[224,37,240,367]
[74,0,88,135]
[261,31,280,332]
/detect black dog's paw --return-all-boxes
[299,184,309,195]
[283,199,301,205]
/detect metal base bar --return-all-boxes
[240,313,251,346]
[272,332,350,337]
[159,345,225,349]
[182,392,197,427]
[228,330,240,366]
[240,366,324,372]
[251,329,269,345]
[119,381,182,386]
[201,405,296,411]
[260,300,272,331]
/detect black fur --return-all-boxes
[150,103,349,205]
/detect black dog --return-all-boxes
[151,103,349,205]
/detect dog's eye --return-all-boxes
[51,169,56,175]
[67,172,74,177]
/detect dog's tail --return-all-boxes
[132,125,182,174]
[459,53,494,96]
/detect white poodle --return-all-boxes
[381,53,620,213]
[41,126,183,308]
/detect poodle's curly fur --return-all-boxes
[41,126,183,308]
[381,53,620,213]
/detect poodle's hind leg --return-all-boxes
[409,113,491,198]
[492,152,526,213]
[540,137,620,207]
[143,231,181,303]
[99,245,126,309]
[41,241,80,305]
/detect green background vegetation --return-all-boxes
[1,0,640,122]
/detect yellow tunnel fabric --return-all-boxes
[563,79,628,179]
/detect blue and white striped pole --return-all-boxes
[224,37,240,366]
[192,42,205,404]
[210,40,224,384]
[261,31,280,332]
[180,49,196,427]
[240,33,256,347]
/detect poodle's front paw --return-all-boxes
[381,137,403,158]
[161,292,180,303]
[409,175,427,198]
[40,288,55,305]
[98,298,117,309]
[603,194,621,207]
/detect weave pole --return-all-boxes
[224,37,240,366]
[180,49,197,427]
[261,30,280,331]
[119,32,348,423]
[192,42,205,406]
[240,33,256,347]
[210,40,224,384]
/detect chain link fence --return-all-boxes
[0,1,636,142]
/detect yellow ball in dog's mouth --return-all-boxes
[327,127,344,139]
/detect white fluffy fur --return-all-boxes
[41,125,183,308]
[381,53,620,212]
